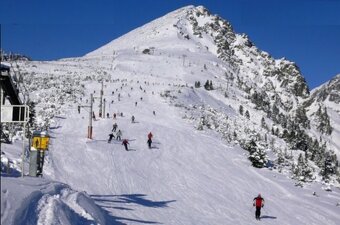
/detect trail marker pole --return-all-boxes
[88,93,93,139]
[99,81,103,118]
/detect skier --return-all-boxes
[253,194,265,220]
[112,123,118,132]
[107,112,110,118]
[153,110,156,116]
[131,115,135,123]
[108,132,115,143]
[147,138,152,149]
[113,113,116,119]
[116,130,122,141]
[122,139,129,151]
[148,132,153,141]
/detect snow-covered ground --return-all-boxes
[2,76,340,224]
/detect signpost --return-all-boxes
[29,131,50,176]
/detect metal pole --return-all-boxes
[103,98,106,118]
[21,106,29,177]
[21,117,26,177]
[99,81,103,118]
[0,87,3,105]
[88,93,93,139]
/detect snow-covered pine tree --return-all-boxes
[292,153,314,183]
[245,110,250,119]
[209,80,213,90]
[295,106,310,129]
[204,80,210,90]
[316,106,333,135]
[244,139,268,168]
[261,117,268,130]
[321,151,339,182]
[239,105,244,115]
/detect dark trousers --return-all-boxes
[123,143,128,151]
[255,207,261,219]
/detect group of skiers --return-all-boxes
[108,129,122,143]
[106,112,154,151]
[108,122,122,143]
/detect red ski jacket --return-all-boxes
[254,197,264,208]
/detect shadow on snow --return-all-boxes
[261,215,277,219]
[90,194,176,224]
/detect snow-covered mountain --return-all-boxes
[305,74,340,158]
[2,5,340,225]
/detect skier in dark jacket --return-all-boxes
[253,194,265,220]
[108,132,115,143]
[112,123,118,132]
[147,138,152,149]
[122,139,129,151]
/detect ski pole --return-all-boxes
[262,207,268,215]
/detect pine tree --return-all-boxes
[195,81,201,88]
[292,153,314,182]
[261,117,268,130]
[317,107,333,135]
[321,152,338,181]
[204,80,210,90]
[295,107,310,129]
[244,139,268,168]
[239,105,244,115]
[277,150,285,165]
[209,80,213,90]
[245,110,250,119]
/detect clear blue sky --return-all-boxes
[1,0,339,89]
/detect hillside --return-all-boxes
[1,5,340,225]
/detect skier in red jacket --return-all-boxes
[148,132,153,140]
[122,139,129,151]
[253,194,265,220]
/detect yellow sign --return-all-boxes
[32,136,49,150]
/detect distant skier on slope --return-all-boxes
[147,138,152,149]
[148,132,153,141]
[253,194,265,220]
[116,130,122,141]
[122,139,129,151]
[108,132,115,143]
[112,123,118,132]
[131,115,135,123]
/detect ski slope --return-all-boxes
[39,78,339,224]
